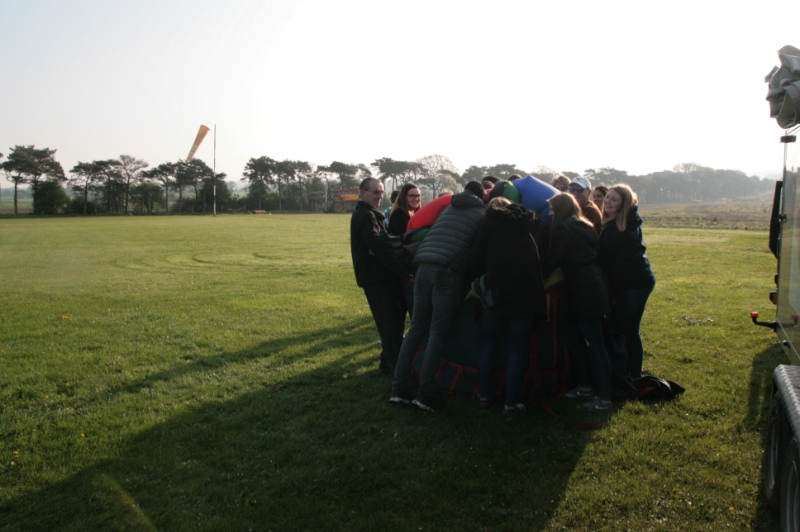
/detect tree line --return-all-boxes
[0,145,775,216]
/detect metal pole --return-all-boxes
[213,124,217,217]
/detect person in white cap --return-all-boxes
[569,176,602,230]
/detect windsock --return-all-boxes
[186,125,210,162]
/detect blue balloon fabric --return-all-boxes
[514,176,559,227]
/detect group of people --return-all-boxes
[349,172,655,417]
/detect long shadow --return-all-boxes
[744,342,786,530]
[107,316,375,399]
[0,320,602,531]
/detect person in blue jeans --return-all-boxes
[542,193,613,410]
[390,182,487,412]
[598,184,656,382]
[470,198,547,419]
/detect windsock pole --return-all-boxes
[213,124,217,217]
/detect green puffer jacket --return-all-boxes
[413,192,486,275]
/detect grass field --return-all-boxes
[0,213,784,530]
[639,199,772,231]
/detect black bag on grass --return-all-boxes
[631,376,685,402]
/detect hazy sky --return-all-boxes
[1,0,798,187]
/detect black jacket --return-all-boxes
[598,206,656,294]
[350,200,408,287]
[413,192,486,275]
[388,208,411,236]
[542,217,609,322]
[470,204,547,318]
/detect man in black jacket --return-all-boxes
[351,177,409,374]
[390,181,487,411]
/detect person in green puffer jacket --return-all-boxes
[390,181,487,412]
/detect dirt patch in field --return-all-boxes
[639,197,772,230]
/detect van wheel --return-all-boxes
[780,437,800,530]
[767,392,790,511]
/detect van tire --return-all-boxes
[767,391,791,511]
[780,437,800,530]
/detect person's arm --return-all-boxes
[360,212,408,277]
[541,227,567,279]
[468,221,490,282]
[598,224,621,274]
[388,209,409,236]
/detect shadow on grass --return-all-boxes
[0,322,606,531]
[745,342,786,531]
[108,316,376,398]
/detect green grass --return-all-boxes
[0,214,783,530]
[640,201,772,231]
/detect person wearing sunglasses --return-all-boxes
[568,176,602,230]
[551,174,570,193]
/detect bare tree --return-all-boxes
[416,154,459,199]
[530,165,556,182]
[673,162,704,173]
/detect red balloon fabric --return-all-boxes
[407,193,453,231]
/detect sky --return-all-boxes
[1,0,799,189]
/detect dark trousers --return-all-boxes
[607,284,654,381]
[477,307,535,407]
[393,264,463,397]
[566,318,613,402]
[363,279,407,374]
[402,277,415,319]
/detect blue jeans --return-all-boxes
[565,319,612,402]
[392,265,464,397]
[607,284,654,380]
[477,308,534,407]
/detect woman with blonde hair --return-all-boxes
[599,184,656,382]
[542,193,612,410]
[388,183,422,236]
